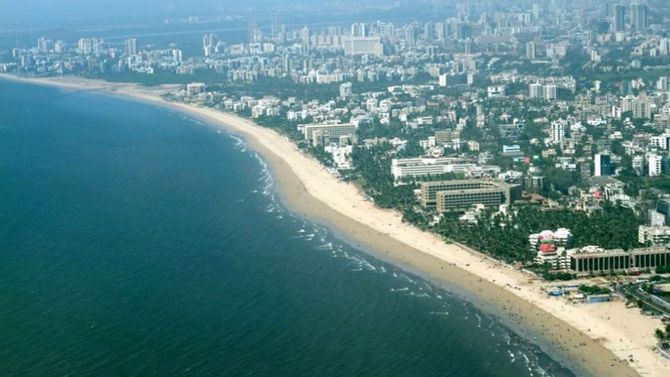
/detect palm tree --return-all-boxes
[655,329,666,345]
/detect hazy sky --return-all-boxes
[0,0,411,30]
[0,1,248,25]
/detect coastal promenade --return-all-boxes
[2,74,669,377]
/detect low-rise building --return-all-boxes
[638,225,670,245]
[420,179,517,212]
[567,246,670,274]
[186,82,207,96]
[302,122,357,146]
[530,228,573,269]
[391,158,500,183]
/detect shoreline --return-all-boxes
[3,74,669,377]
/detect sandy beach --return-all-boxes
[3,73,670,377]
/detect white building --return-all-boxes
[125,37,138,56]
[529,83,543,99]
[342,37,383,57]
[324,144,353,170]
[438,74,448,88]
[339,82,353,100]
[302,123,357,146]
[550,120,566,145]
[639,225,670,245]
[526,41,536,59]
[648,154,663,177]
[650,135,670,150]
[544,84,557,101]
[186,82,207,96]
[531,228,573,269]
[391,157,500,184]
[172,49,183,64]
[633,99,652,119]
[487,85,506,98]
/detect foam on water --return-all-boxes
[223,124,573,377]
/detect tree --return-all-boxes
[655,329,666,344]
[398,140,425,158]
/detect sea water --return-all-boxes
[0,80,575,377]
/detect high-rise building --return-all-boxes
[526,41,536,60]
[594,153,612,177]
[613,5,626,33]
[351,23,367,37]
[467,73,476,86]
[529,83,543,99]
[532,4,541,20]
[271,15,281,38]
[630,3,648,32]
[53,40,66,54]
[550,120,566,145]
[37,37,50,53]
[657,199,670,224]
[300,27,310,46]
[125,38,138,56]
[422,21,434,41]
[659,38,670,56]
[633,99,652,119]
[172,49,183,64]
[202,34,216,56]
[544,84,558,101]
[434,22,446,41]
[248,20,262,43]
[91,38,105,54]
[438,74,448,87]
[404,25,417,46]
[621,94,636,112]
[78,38,93,55]
[648,154,663,177]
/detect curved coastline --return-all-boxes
[2,74,668,377]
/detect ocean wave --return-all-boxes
[315,242,333,250]
[475,313,482,328]
[430,311,450,316]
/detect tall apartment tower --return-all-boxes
[594,154,612,177]
[125,38,137,56]
[551,121,565,145]
[630,3,648,32]
[648,154,663,177]
[613,5,625,33]
[202,34,217,56]
[351,23,367,37]
[526,41,536,60]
